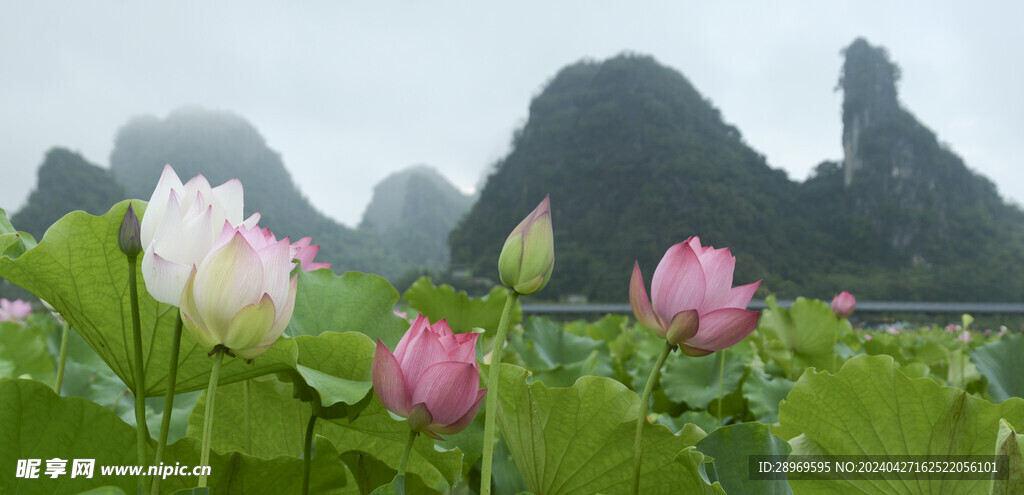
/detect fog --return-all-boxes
[2,2,1022,225]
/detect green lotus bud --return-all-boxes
[119,204,143,257]
[498,195,554,295]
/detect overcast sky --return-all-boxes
[2,2,1022,227]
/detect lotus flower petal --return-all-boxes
[629,262,663,334]
[411,361,481,426]
[695,247,736,313]
[723,280,761,309]
[399,327,450,383]
[431,389,486,436]
[142,251,195,305]
[683,308,761,351]
[651,241,706,322]
[394,315,431,364]
[373,340,411,417]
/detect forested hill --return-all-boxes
[360,165,474,274]
[6,109,473,288]
[106,107,387,274]
[11,148,125,241]
[450,43,1024,302]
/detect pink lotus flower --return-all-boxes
[630,236,761,356]
[0,298,32,323]
[288,236,330,272]
[179,223,298,360]
[242,226,330,272]
[830,291,856,318]
[372,314,486,438]
[864,333,873,341]
[957,331,973,344]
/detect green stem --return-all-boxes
[395,429,417,495]
[716,348,726,420]
[151,314,183,495]
[632,342,673,495]
[127,255,149,491]
[302,413,317,495]
[112,388,128,415]
[479,290,519,495]
[198,349,225,488]
[244,379,252,453]
[54,320,70,394]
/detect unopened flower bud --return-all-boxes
[830,291,856,318]
[497,195,554,295]
[119,204,142,257]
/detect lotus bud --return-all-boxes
[118,204,143,257]
[498,195,554,295]
[830,291,856,318]
[372,315,486,439]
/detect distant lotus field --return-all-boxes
[1,167,1022,494]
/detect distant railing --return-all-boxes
[520,300,1024,315]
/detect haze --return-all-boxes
[2,2,1021,226]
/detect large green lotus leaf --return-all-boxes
[186,372,461,490]
[562,314,629,342]
[279,332,376,420]
[779,354,1024,494]
[0,321,54,382]
[340,450,439,495]
[0,207,38,258]
[492,363,723,495]
[661,349,746,410]
[186,377,309,458]
[286,269,409,348]
[743,369,796,424]
[508,316,613,386]
[402,276,521,334]
[510,317,603,370]
[160,435,350,494]
[322,399,464,489]
[697,422,793,495]
[0,201,300,396]
[0,378,137,493]
[0,377,351,495]
[758,296,846,377]
[971,334,1024,402]
[992,419,1024,495]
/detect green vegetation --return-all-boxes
[451,44,1024,302]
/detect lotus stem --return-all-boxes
[479,290,519,495]
[395,429,417,495]
[198,348,225,488]
[151,313,183,495]
[302,412,317,495]
[127,255,149,491]
[716,348,725,420]
[244,379,252,453]
[54,319,69,394]
[632,341,673,495]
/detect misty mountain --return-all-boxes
[360,165,474,273]
[11,148,126,241]
[450,42,1024,302]
[107,107,394,275]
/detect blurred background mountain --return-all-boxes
[6,38,1023,302]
